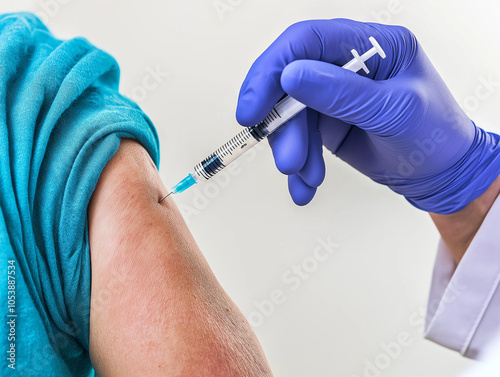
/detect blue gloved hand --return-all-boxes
[236,19,500,213]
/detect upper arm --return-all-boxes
[87,139,272,377]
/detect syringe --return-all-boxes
[159,36,386,202]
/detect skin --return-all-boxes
[430,175,500,264]
[86,136,498,375]
[88,139,273,377]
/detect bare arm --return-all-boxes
[88,139,273,377]
[430,175,500,264]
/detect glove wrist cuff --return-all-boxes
[401,128,500,214]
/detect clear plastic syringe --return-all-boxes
[159,36,386,202]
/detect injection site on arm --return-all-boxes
[88,139,273,377]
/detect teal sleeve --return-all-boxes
[0,12,160,376]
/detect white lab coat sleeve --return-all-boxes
[459,335,500,376]
[424,195,500,359]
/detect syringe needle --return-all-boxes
[158,192,173,203]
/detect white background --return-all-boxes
[3,1,500,376]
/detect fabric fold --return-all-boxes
[0,12,159,376]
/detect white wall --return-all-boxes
[4,1,500,376]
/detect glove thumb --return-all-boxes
[280,60,390,132]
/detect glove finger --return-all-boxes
[236,19,391,127]
[317,114,353,154]
[288,174,317,206]
[297,111,325,187]
[268,109,308,175]
[281,59,394,135]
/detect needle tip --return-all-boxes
[158,192,173,203]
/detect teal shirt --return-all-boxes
[0,13,159,376]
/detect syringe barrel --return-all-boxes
[193,122,267,181]
[193,96,307,181]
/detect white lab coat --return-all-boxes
[460,335,500,376]
[424,195,500,359]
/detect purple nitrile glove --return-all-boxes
[236,19,500,213]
